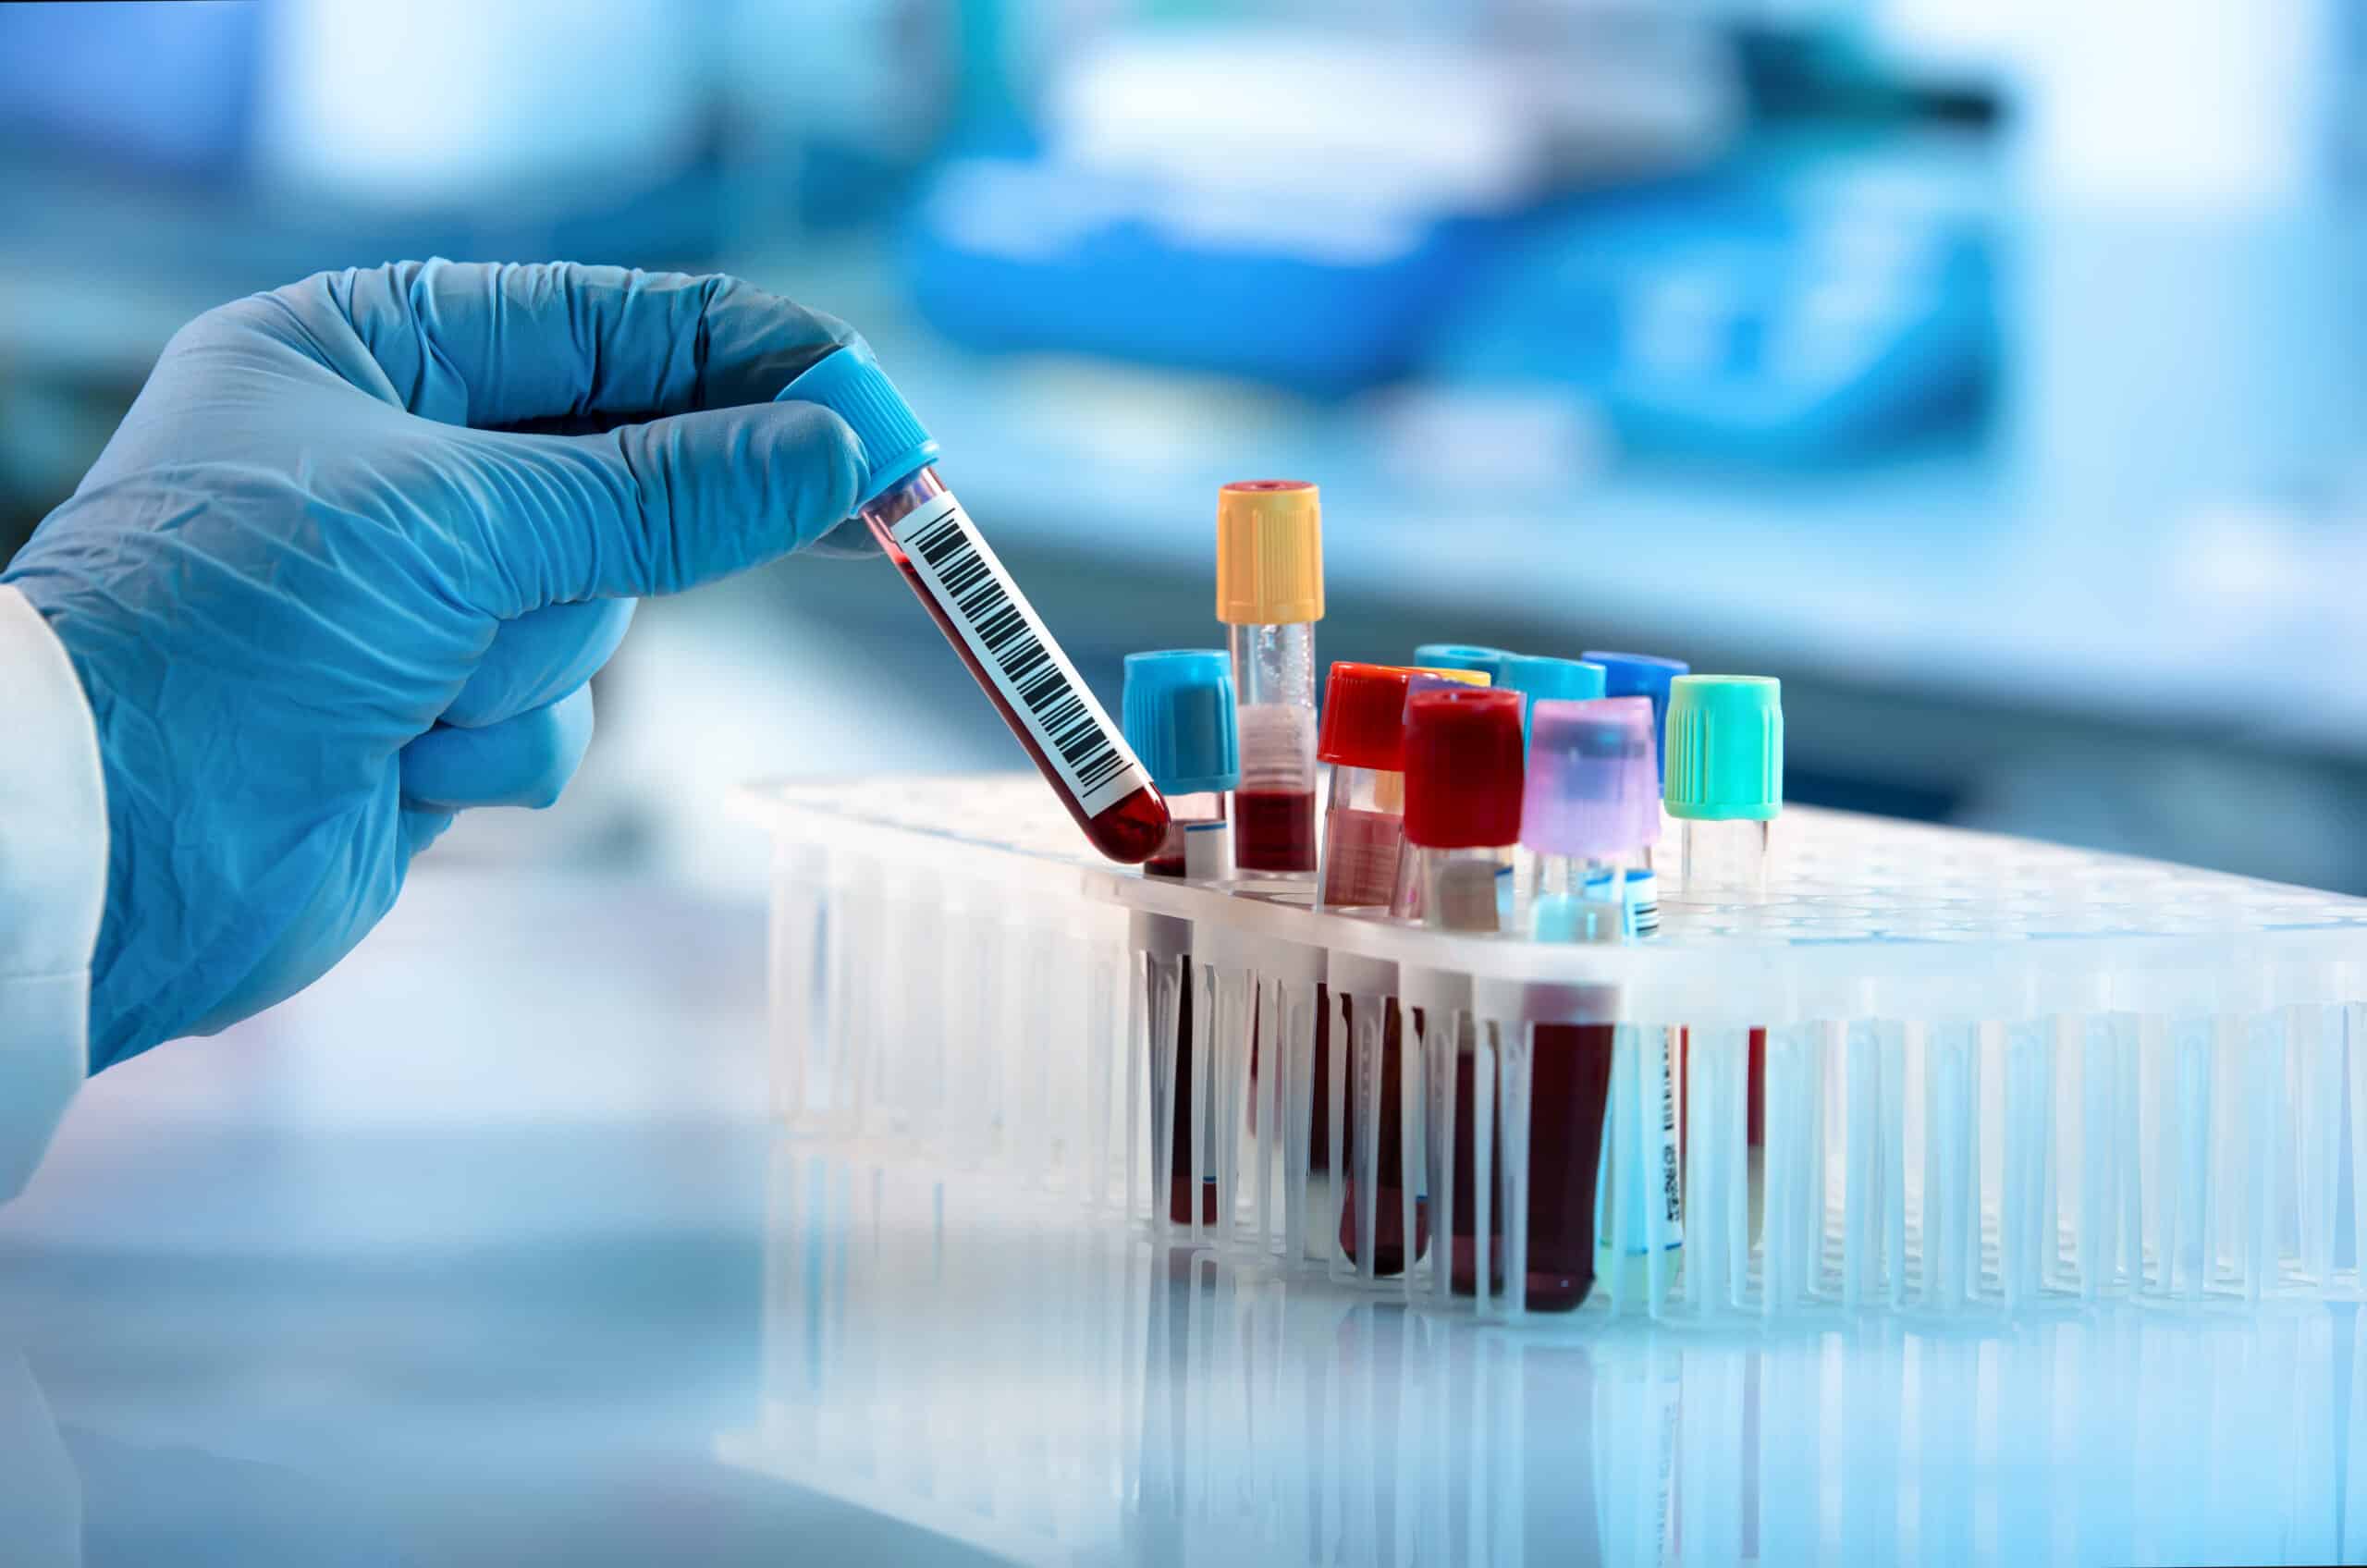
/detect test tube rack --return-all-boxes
[741,773,2367,1322]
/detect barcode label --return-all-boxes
[1627,870,1661,938]
[891,490,1149,819]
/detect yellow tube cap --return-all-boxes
[1402,666,1491,686]
[1216,480,1324,625]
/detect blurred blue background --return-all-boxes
[3,0,2364,893]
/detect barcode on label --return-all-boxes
[892,491,1149,818]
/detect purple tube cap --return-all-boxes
[1521,696,1660,860]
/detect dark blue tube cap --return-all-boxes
[775,340,939,507]
[1122,650,1240,796]
[1581,651,1690,784]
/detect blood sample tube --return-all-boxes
[1382,669,1494,924]
[1316,662,1415,911]
[778,343,1169,864]
[1216,482,1323,877]
[1332,680,1515,1273]
[1392,687,1527,1303]
[1412,643,1513,686]
[1523,696,1671,1308]
[1122,650,1241,1227]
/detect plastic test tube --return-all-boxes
[1664,676,1783,902]
[1122,650,1242,1227]
[1523,696,1676,1309]
[1402,687,1527,933]
[778,343,1169,864]
[1338,686,1523,1278]
[1316,663,1488,911]
[1216,482,1324,877]
[1383,668,1496,924]
[1397,686,1527,1303]
[1306,663,1485,1199]
[1315,662,1416,911]
[1124,651,1238,879]
[1663,674,1784,1251]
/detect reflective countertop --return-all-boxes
[5,867,2363,1565]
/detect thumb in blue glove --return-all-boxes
[2,260,869,1069]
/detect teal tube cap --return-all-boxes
[1122,650,1240,796]
[1663,675,1783,821]
[774,340,939,507]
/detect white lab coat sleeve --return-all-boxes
[0,583,104,1203]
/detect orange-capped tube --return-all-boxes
[1217,481,1323,876]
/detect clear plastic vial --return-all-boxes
[1215,482,1323,876]
[780,345,1170,864]
[1122,650,1242,1229]
[1315,662,1414,909]
[1400,687,1527,935]
[1122,649,1240,882]
[1662,675,1782,902]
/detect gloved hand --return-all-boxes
[1,260,868,1071]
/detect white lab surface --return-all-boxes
[0,864,2360,1564]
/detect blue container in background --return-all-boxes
[906,156,1507,396]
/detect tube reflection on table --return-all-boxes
[722,1142,2361,1566]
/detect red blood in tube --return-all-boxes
[1748,1026,1766,1146]
[1233,788,1317,873]
[877,523,1168,864]
[1337,1001,1431,1273]
[1452,1023,1615,1310]
[1168,956,1219,1227]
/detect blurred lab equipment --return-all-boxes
[908,19,1742,391]
[1432,168,1996,461]
[255,0,706,210]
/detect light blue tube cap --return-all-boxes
[1122,650,1240,796]
[1494,654,1606,741]
[1582,651,1689,785]
[775,340,940,507]
[1412,643,1512,683]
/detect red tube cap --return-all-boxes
[1404,687,1526,849]
[1318,662,1414,770]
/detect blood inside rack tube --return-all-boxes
[1232,774,1318,874]
[1336,999,1429,1273]
[1453,1018,1615,1310]
[1215,481,1323,876]
[1168,958,1217,1226]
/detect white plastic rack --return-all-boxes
[739,773,2367,1321]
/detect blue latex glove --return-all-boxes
[2,260,868,1070]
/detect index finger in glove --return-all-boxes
[248,260,860,431]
